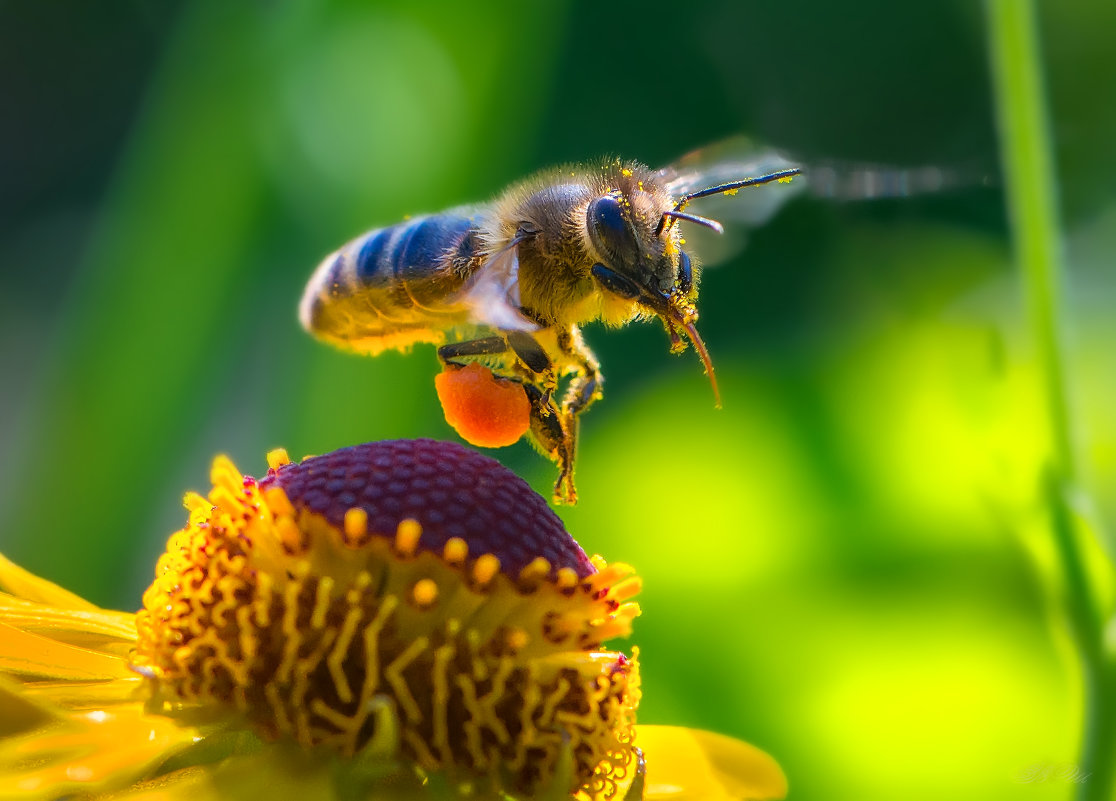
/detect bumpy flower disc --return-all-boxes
[134,440,642,800]
[260,439,592,579]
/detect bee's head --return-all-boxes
[585,191,692,301]
[585,166,801,408]
[586,189,717,405]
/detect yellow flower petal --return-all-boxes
[17,676,146,711]
[0,595,136,656]
[638,726,787,801]
[0,675,58,736]
[0,554,101,612]
[0,621,135,682]
[0,677,200,801]
[98,743,424,801]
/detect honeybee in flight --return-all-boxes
[300,142,810,504]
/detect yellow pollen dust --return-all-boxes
[621,167,633,177]
[724,187,740,196]
[777,175,795,184]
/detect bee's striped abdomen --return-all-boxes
[360,214,478,306]
[300,212,483,354]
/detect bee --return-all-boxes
[300,142,804,504]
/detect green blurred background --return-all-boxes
[2,1,1114,799]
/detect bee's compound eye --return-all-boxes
[587,194,639,266]
[588,194,625,239]
[678,250,693,296]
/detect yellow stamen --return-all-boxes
[609,576,642,603]
[263,486,294,517]
[556,567,580,590]
[443,537,468,565]
[275,516,304,552]
[518,556,551,585]
[344,507,368,540]
[394,519,422,557]
[183,491,210,514]
[506,628,529,651]
[209,485,242,515]
[587,562,634,594]
[266,448,292,469]
[210,455,243,492]
[471,554,501,587]
[412,578,439,608]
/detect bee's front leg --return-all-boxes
[553,326,602,498]
[522,381,576,504]
[557,326,603,417]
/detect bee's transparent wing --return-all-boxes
[657,138,805,268]
[659,137,806,227]
[659,136,990,267]
[662,135,987,211]
[458,239,540,333]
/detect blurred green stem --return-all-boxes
[986,0,1116,798]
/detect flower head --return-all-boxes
[0,439,785,801]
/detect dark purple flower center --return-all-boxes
[258,439,594,579]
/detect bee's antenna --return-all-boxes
[658,210,724,235]
[655,167,802,236]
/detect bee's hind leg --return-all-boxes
[438,332,577,504]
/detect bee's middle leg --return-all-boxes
[436,336,509,367]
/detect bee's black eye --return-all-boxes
[588,194,625,237]
[587,193,639,267]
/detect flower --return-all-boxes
[0,439,786,801]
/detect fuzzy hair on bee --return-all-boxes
[479,161,691,329]
[300,142,803,504]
